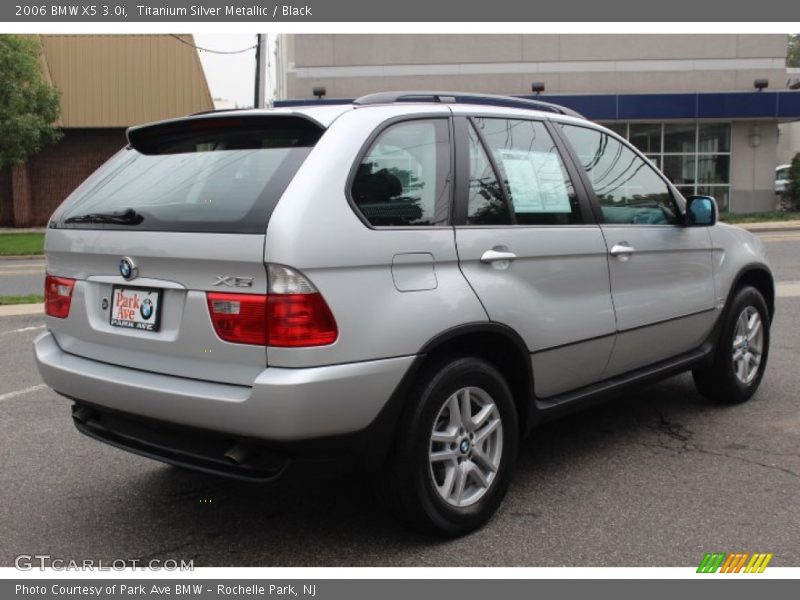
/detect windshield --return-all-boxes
[57,116,322,233]
[776,167,790,181]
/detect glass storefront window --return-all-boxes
[605,121,731,212]
[697,155,730,185]
[663,155,696,186]
[698,123,731,153]
[629,123,661,154]
[664,123,696,153]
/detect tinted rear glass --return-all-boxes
[57,116,323,233]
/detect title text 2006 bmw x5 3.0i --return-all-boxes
[34,92,774,536]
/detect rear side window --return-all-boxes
[468,118,582,226]
[57,116,323,234]
[560,124,679,226]
[351,119,451,227]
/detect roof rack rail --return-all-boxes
[353,91,584,119]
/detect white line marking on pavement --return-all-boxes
[0,325,45,336]
[0,384,47,402]
[777,282,800,298]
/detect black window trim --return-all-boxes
[345,113,455,231]
[452,114,597,227]
[551,120,688,227]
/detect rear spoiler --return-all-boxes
[127,114,325,155]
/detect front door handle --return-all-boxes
[609,243,636,261]
[480,250,518,264]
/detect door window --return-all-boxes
[351,119,451,226]
[467,118,582,225]
[560,124,679,225]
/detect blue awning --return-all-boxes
[523,91,800,121]
[276,91,800,121]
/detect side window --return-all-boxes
[560,124,680,225]
[470,118,582,225]
[351,119,450,226]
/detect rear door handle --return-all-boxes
[480,250,518,263]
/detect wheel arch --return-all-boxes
[729,264,775,322]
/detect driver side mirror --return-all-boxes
[685,195,717,227]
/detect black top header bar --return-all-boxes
[3,0,800,22]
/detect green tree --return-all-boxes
[0,35,61,168]
[789,34,800,68]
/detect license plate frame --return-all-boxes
[109,286,163,332]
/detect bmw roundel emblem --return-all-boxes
[140,298,154,320]
[119,257,138,281]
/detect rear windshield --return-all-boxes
[56,116,323,233]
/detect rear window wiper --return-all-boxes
[63,208,144,225]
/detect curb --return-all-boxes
[0,255,45,260]
[738,224,800,233]
[0,303,44,317]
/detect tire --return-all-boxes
[381,356,519,536]
[692,285,770,404]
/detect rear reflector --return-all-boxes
[44,275,75,318]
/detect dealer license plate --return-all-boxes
[110,286,162,331]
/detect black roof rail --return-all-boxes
[352,91,585,119]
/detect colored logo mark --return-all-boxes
[697,552,773,573]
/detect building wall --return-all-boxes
[280,34,788,99]
[731,121,781,212]
[0,167,12,227]
[778,121,800,165]
[0,129,126,227]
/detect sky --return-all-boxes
[193,34,275,108]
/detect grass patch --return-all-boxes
[720,211,800,224]
[0,294,44,306]
[0,233,44,256]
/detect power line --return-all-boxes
[169,34,256,55]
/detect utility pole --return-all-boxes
[254,33,268,108]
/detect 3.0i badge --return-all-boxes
[119,257,138,281]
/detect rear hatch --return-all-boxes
[45,114,324,385]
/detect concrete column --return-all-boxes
[730,121,779,213]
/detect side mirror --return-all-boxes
[685,195,717,227]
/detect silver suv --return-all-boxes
[34,92,774,536]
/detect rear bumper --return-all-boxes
[34,330,414,442]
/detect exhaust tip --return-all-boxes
[223,443,252,465]
[72,405,97,424]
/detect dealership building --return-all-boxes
[276,34,800,213]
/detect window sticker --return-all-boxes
[500,151,571,213]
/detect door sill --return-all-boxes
[534,345,711,419]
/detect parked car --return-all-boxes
[34,92,774,536]
[776,164,791,195]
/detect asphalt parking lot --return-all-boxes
[1,232,798,567]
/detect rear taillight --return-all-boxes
[205,265,338,347]
[44,275,75,318]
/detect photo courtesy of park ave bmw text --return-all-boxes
[1,0,800,596]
